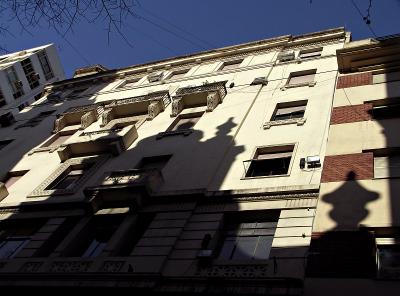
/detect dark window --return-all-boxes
[245,145,294,177]
[372,103,400,120]
[218,211,279,261]
[137,155,172,171]
[288,70,316,85]
[167,113,203,132]
[271,101,307,121]
[220,59,243,71]
[3,170,28,189]
[80,215,124,258]
[6,66,24,99]
[34,93,42,101]
[37,50,54,80]
[377,240,400,279]
[0,139,13,151]
[21,58,40,89]
[0,220,45,259]
[299,48,322,59]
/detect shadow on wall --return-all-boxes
[307,171,379,278]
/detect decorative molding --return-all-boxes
[280,81,316,91]
[49,261,92,273]
[0,182,9,202]
[81,110,97,129]
[103,115,147,130]
[19,262,43,273]
[171,98,184,117]
[99,261,125,272]
[53,114,66,133]
[148,100,162,120]
[101,108,114,127]
[195,264,270,278]
[263,118,306,129]
[27,155,109,198]
[206,92,221,112]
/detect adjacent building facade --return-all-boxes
[1,28,397,294]
[306,35,400,294]
[0,44,65,125]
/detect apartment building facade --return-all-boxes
[306,36,400,294]
[0,44,65,124]
[0,28,345,293]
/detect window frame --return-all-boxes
[271,100,308,122]
[28,155,109,198]
[37,50,54,80]
[242,144,297,179]
[166,111,204,132]
[298,47,323,60]
[284,69,317,89]
[373,149,400,179]
[218,59,244,71]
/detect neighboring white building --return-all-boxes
[0,44,64,125]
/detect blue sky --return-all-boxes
[2,0,399,77]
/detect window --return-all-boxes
[169,69,189,80]
[372,102,400,120]
[16,110,55,128]
[21,58,40,89]
[287,69,316,85]
[0,112,15,127]
[5,66,24,99]
[245,145,294,178]
[3,170,28,189]
[34,93,42,101]
[80,215,124,258]
[218,211,279,261]
[37,50,54,80]
[376,237,400,279]
[299,48,322,59]
[219,59,243,71]
[271,100,307,121]
[136,155,172,171]
[0,220,44,259]
[46,164,92,190]
[68,87,88,98]
[0,87,6,107]
[374,151,400,179]
[18,102,29,111]
[167,112,203,132]
[0,139,13,151]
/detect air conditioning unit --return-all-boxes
[148,72,163,83]
[251,77,268,86]
[277,50,295,62]
[14,80,23,88]
[306,155,321,168]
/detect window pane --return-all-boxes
[0,239,29,258]
[219,238,236,260]
[232,237,258,260]
[254,236,273,259]
[289,73,315,85]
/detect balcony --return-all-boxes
[101,91,170,127]
[54,104,101,132]
[84,168,164,208]
[171,81,227,116]
[57,124,138,162]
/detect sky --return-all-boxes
[1,0,400,78]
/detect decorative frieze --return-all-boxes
[196,264,270,278]
[148,100,162,120]
[99,261,125,272]
[101,108,115,127]
[49,261,92,273]
[53,114,66,133]
[19,261,43,273]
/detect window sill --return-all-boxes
[156,129,193,139]
[281,81,316,90]
[263,117,306,129]
[241,173,290,180]
[28,146,59,155]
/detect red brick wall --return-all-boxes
[330,103,373,125]
[321,153,373,182]
[336,72,372,89]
